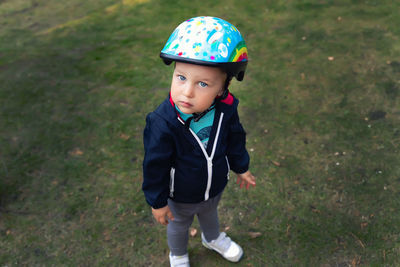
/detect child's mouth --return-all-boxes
[180,101,193,108]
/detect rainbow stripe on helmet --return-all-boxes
[229,41,248,62]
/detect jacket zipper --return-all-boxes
[169,167,175,197]
[225,156,230,180]
[178,112,224,201]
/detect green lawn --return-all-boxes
[1,0,400,266]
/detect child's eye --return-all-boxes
[199,81,208,88]
[178,75,186,81]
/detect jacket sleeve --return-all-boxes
[142,112,175,209]
[226,109,250,174]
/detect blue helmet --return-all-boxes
[160,16,248,81]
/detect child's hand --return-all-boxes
[236,170,256,189]
[152,205,174,226]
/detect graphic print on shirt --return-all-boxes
[175,105,215,148]
[197,126,212,148]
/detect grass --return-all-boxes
[1,0,400,266]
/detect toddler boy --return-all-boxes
[142,16,255,267]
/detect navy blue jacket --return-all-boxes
[142,93,249,209]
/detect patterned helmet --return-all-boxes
[160,16,248,81]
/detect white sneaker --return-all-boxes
[169,252,190,267]
[201,232,243,262]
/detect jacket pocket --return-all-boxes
[169,167,175,197]
[225,156,230,180]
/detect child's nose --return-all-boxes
[182,83,195,98]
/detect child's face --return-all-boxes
[171,62,227,114]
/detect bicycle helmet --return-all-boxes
[160,16,248,81]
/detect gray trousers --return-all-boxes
[167,193,222,256]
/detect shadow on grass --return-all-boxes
[0,1,177,265]
[0,0,158,210]
[0,32,96,207]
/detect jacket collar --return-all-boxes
[153,93,239,155]
[153,92,238,127]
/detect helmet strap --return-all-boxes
[192,104,215,122]
[220,76,233,100]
